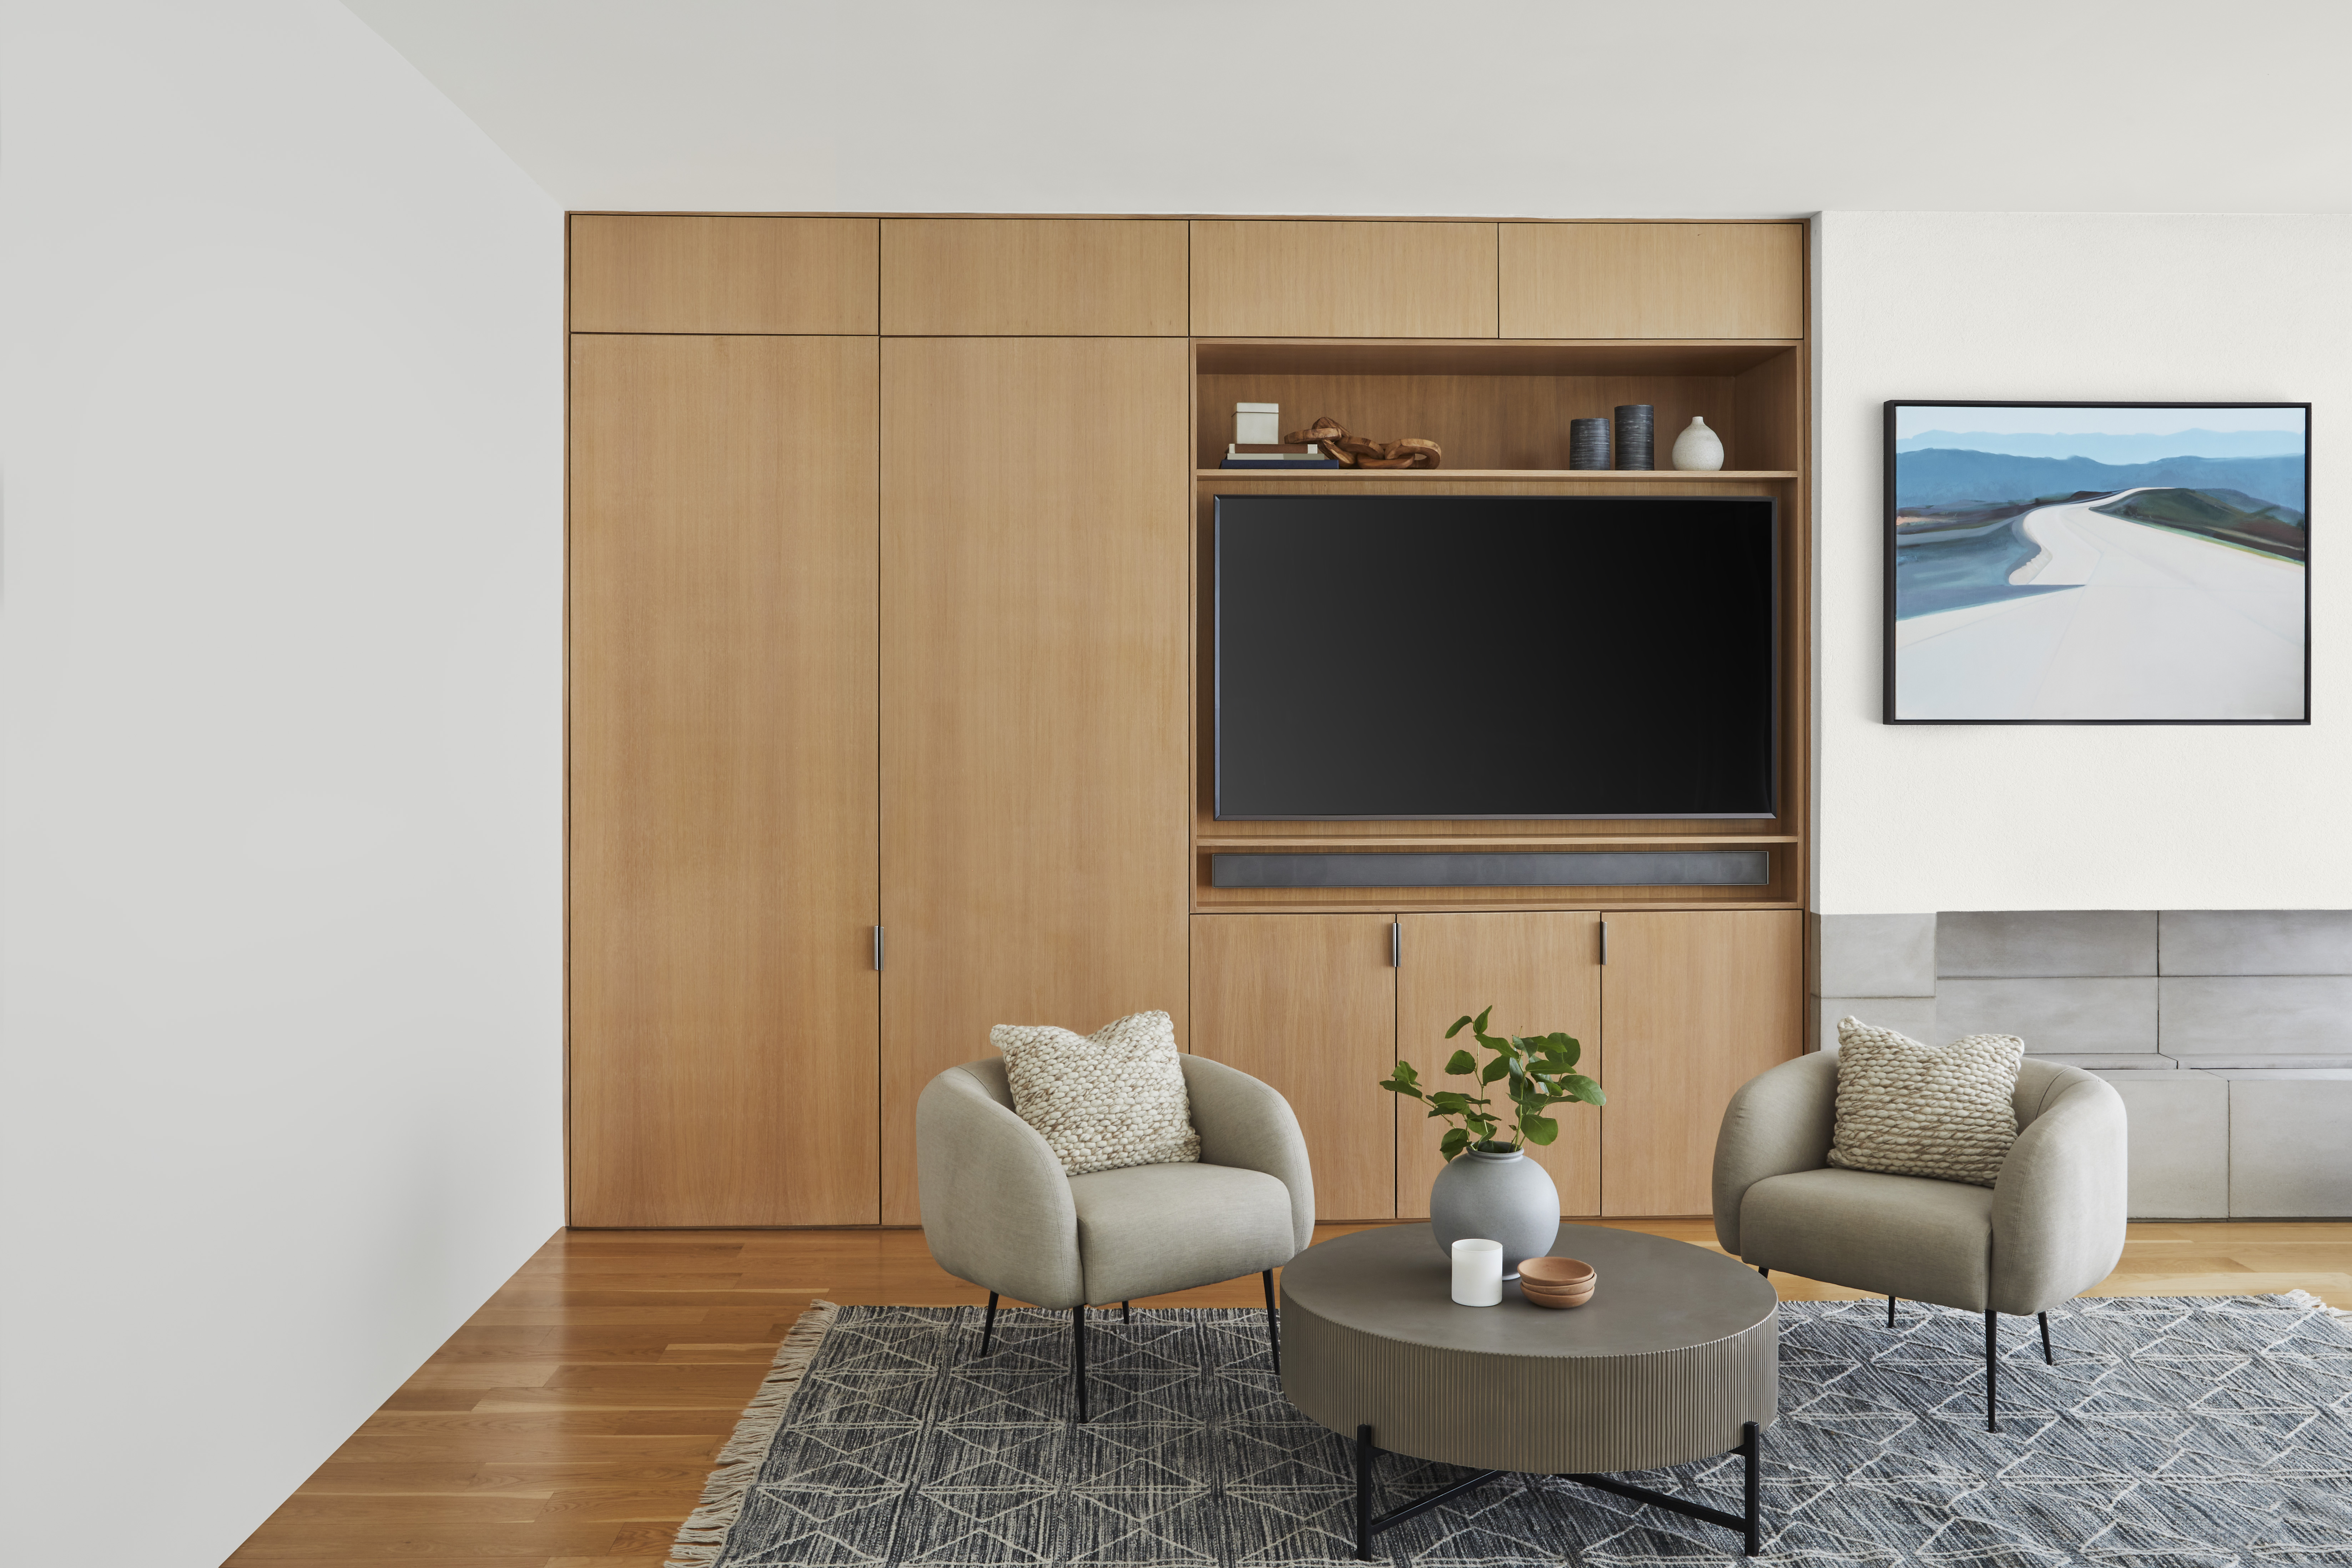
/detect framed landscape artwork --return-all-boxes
[1884,401,2310,724]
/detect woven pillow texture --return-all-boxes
[992,1009,1201,1177]
[1828,1016,2024,1188]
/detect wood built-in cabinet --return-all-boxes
[878,337,1190,1224]
[569,334,881,1226]
[566,212,1810,1228]
[1189,910,1800,1221]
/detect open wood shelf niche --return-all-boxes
[1189,331,1808,915]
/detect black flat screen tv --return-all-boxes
[1214,494,1778,819]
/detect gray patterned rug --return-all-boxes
[669,1293,2352,1567]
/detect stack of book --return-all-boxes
[1219,442,1343,469]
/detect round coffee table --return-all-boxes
[1278,1223,1777,1558]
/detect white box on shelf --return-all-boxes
[1235,402,1280,445]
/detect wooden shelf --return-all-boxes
[1198,469,1796,482]
[1198,835,1799,848]
[1192,338,1799,377]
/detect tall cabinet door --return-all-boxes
[1396,913,1603,1220]
[1191,914,1400,1222]
[1600,911,1803,1217]
[879,338,1190,1224]
[570,335,880,1226]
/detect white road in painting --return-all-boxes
[1897,488,2305,719]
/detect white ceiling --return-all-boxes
[343,0,2352,216]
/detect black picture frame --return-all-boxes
[1883,399,2311,726]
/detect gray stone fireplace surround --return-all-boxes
[1812,911,2352,1220]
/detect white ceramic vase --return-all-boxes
[1671,416,1725,472]
[1429,1147,1561,1281]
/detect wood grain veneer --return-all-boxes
[569,335,880,1226]
[569,215,879,334]
[1189,913,1400,1220]
[1191,221,1499,338]
[1599,911,1803,1216]
[1395,912,1604,1219]
[1499,223,1804,339]
[882,218,1188,335]
[878,337,1191,1225]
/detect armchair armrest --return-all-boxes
[1989,1072,2128,1316]
[1181,1055,1315,1253]
[915,1064,1085,1308]
[1712,1050,1840,1257]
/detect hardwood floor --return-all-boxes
[225,1219,2352,1565]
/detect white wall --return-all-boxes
[0,3,563,1562]
[1814,212,2351,913]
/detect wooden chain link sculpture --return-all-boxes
[1282,415,1442,469]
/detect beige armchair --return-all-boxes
[916,1054,1315,1422]
[1713,1052,2127,1431]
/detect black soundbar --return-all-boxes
[1209,851,1769,889]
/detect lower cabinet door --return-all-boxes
[1189,913,1398,1221]
[1395,912,1603,1221]
[1600,909,1804,1217]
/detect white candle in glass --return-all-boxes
[1450,1239,1504,1306]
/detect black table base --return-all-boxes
[1351,1421,1762,1559]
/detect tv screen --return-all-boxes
[1214,494,1777,819]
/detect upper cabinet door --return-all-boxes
[878,337,1192,1225]
[1395,913,1603,1221]
[882,219,1188,335]
[1191,220,1499,338]
[1499,223,1804,339]
[570,215,879,334]
[1599,911,1803,1217]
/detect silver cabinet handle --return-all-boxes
[1600,920,1608,965]
[1391,921,1402,968]
[874,925,885,971]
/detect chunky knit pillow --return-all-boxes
[992,1010,1200,1177]
[1828,1016,2024,1188]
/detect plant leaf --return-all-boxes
[1444,1049,1478,1077]
[1521,1115,1559,1146]
[1445,1014,1473,1039]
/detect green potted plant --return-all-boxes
[1379,1007,1604,1281]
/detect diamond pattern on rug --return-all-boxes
[688,1297,2352,1566]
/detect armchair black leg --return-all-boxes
[1071,1304,1088,1424]
[1888,1294,1897,1328]
[980,1292,999,1356]
[1262,1269,1282,1375]
[2039,1310,2053,1364]
[1984,1310,1999,1433]
[1757,1266,1769,1279]
[1122,1300,1132,1323]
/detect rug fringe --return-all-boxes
[2284,1287,2352,1322]
[663,1298,840,1568]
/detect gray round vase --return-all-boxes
[1429,1147,1561,1281]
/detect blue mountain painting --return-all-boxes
[1895,449,2304,512]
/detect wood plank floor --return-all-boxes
[224,1219,2352,1565]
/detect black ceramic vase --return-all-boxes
[1613,404,1655,470]
[1568,418,1611,470]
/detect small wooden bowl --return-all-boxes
[1519,1257,1597,1310]
[1518,1257,1596,1289]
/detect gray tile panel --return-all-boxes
[2092,1069,2229,1219]
[1936,976,2157,1055]
[1815,997,1935,1055]
[2222,1072,2352,1216]
[2168,1054,2352,1070]
[1815,914,1937,998]
[2038,1054,2177,1070]
[1937,911,2157,978]
[2160,910,2352,975]
[2159,975,2352,1059]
